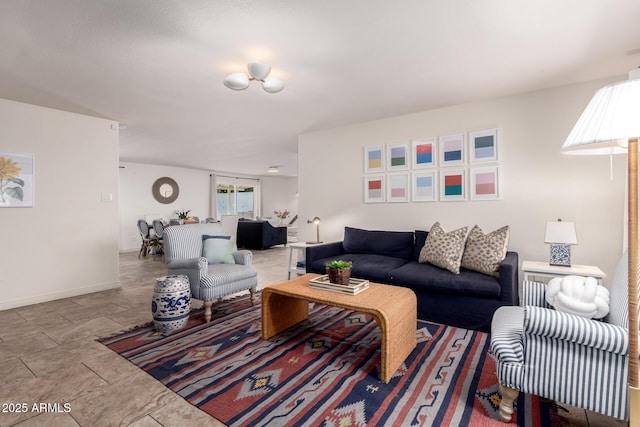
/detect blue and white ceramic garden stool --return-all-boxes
[152,275,191,331]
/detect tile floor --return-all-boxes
[0,248,627,426]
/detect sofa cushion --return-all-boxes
[389,261,502,298]
[343,227,414,260]
[460,225,510,277]
[310,253,408,284]
[419,222,469,274]
[202,235,235,264]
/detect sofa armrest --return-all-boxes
[525,306,628,354]
[167,257,207,294]
[498,251,519,305]
[167,257,206,270]
[233,250,253,266]
[305,241,344,272]
[522,280,553,308]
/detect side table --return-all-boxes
[521,260,606,285]
[287,242,314,279]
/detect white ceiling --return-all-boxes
[1,1,639,177]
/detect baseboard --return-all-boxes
[0,281,121,311]
[119,248,139,254]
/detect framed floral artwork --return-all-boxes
[364,175,385,203]
[387,141,409,171]
[469,129,498,163]
[440,169,466,201]
[0,152,34,207]
[439,133,465,167]
[470,166,500,200]
[411,171,437,202]
[364,146,385,173]
[387,173,409,203]
[412,137,437,169]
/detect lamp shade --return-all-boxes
[248,62,271,81]
[562,68,640,154]
[223,73,250,91]
[262,77,284,93]
[544,221,577,245]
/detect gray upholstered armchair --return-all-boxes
[490,255,630,422]
[164,223,258,322]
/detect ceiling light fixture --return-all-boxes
[267,166,280,173]
[224,62,284,93]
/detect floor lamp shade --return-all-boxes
[562,68,640,154]
[561,68,640,424]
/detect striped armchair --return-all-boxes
[164,223,258,322]
[491,257,630,422]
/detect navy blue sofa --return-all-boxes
[237,219,288,250]
[305,226,518,332]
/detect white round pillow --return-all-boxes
[546,275,610,319]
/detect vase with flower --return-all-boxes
[274,209,290,226]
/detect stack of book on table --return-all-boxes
[308,275,369,295]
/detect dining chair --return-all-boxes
[221,214,239,244]
[152,219,165,258]
[136,219,157,258]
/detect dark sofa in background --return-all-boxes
[305,226,518,332]
[237,219,287,250]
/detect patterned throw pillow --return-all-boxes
[419,222,469,274]
[460,225,510,277]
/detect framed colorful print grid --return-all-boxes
[470,166,499,200]
[439,134,465,167]
[387,173,409,203]
[364,175,385,203]
[364,146,385,173]
[411,171,436,202]
[0,152,34,208]
[387,142,409,171]
[412,137,436,169]
[469,129,498,163]
[440,169,466,201]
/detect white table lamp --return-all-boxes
[544,219,577,266]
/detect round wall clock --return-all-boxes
[152,177,179,204]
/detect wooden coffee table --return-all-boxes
[261,273,417,383]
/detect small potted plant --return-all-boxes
[176,209,191,224]
[326,260,353,285]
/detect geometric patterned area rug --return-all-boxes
[98,293,570,427]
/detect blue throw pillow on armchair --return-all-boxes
[202,235,235,264]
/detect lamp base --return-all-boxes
[549,243,571,266]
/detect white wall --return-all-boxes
[0,99,119,310]
[119,162,212,252]
[298,77,626,280]
[119,162,299,251]
[261,176,299,223]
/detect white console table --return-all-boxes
[522,260,606,285]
